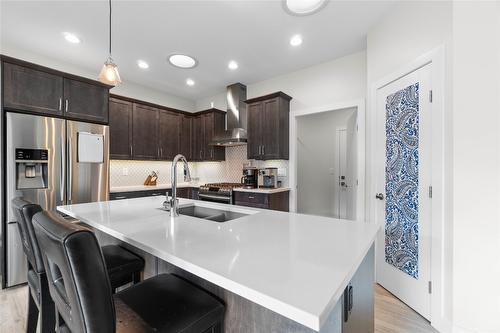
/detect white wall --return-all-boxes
[296,107,356,218]
[0,42,196,111]
[452,2,500,332]
[366,1,453,331]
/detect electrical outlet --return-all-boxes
[122,167,129,176]
[277,168,287,177]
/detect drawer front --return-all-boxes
[234,201,268,209]
[110,189,168,200]
[234,192,268,205]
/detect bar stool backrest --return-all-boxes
[11,198,44,273]
[32,210,115,333]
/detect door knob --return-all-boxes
[375,193,384,200]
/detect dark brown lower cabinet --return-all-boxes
[109,187,198,201]
[233,191,289,212]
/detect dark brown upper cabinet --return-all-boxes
[191,114,204,161]
[108,95,225,162]
[109,98,133,159]
[191,110,225,161]
[63,78,109,123]
[2,57,110,123]
[202,111,225,161]
[132,103,159,160]
[245,92,292,160]
[247,102,263,160]
[158,110,180,160]
[3,62,64,116]
[180,115,193,160]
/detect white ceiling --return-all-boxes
[1,1,394,101]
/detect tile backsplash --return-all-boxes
[110,145,289,188]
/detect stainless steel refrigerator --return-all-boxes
[3,112,109,287]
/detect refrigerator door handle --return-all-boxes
[60,139,65,202]
[68,135,73,203]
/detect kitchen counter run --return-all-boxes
[57,197,378,331]
[109,182,199,193]
[233,187,290,194]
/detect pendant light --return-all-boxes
[98,0,121,85]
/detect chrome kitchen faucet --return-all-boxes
[164,154,191,217]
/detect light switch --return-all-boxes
[278,168,287,177]
[122,168,129,176]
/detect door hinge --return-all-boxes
[428,186,433,198]
[428,281,432,294]
[429,90,433,103]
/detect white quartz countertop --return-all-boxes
[233,187,290,194]
[57,197,378,331]
[110,183,199,193]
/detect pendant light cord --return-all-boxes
[109,0,112,57]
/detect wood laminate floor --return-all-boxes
[0,283,437,332]
[375,284,438,333]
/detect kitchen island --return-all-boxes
[57,197,379,333]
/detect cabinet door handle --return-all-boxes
[114,196,127,200]
[248,196,255,199]
[200,150,203,159]
[130,145,133,157]
[58,97,62,111]
[65,99,69,112]
[258,145,261,155]
[160,147,163,157]
[262,145,265,155]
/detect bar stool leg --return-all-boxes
[26,292,38,333]
[132,271,141,284]
[38,278,56,333]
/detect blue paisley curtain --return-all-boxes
[385,82,420,279]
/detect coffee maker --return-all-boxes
[241,167,258,189]
[260,168,278,188]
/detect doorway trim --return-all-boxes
[369,46,448,332]
[290,98,366,221]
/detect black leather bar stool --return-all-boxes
[11,198,146,333]
[32,210,225,333]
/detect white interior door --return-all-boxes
[374,63,432,319]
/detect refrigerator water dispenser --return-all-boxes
[15,148,48,189]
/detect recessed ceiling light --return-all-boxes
[62,32,80,44]
[228,60,238,70]
[186,78,195,86]
[290,34,303,47]
[137,60,149,69]
[168,54,197,68]
[283,0,327,16]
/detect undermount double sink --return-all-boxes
[160,202,253,222]
[178,205,248,222]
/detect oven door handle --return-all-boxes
[198,193,231,203]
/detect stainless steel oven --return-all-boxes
[198,183,242,204]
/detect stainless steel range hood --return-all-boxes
[210,83,247,146]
